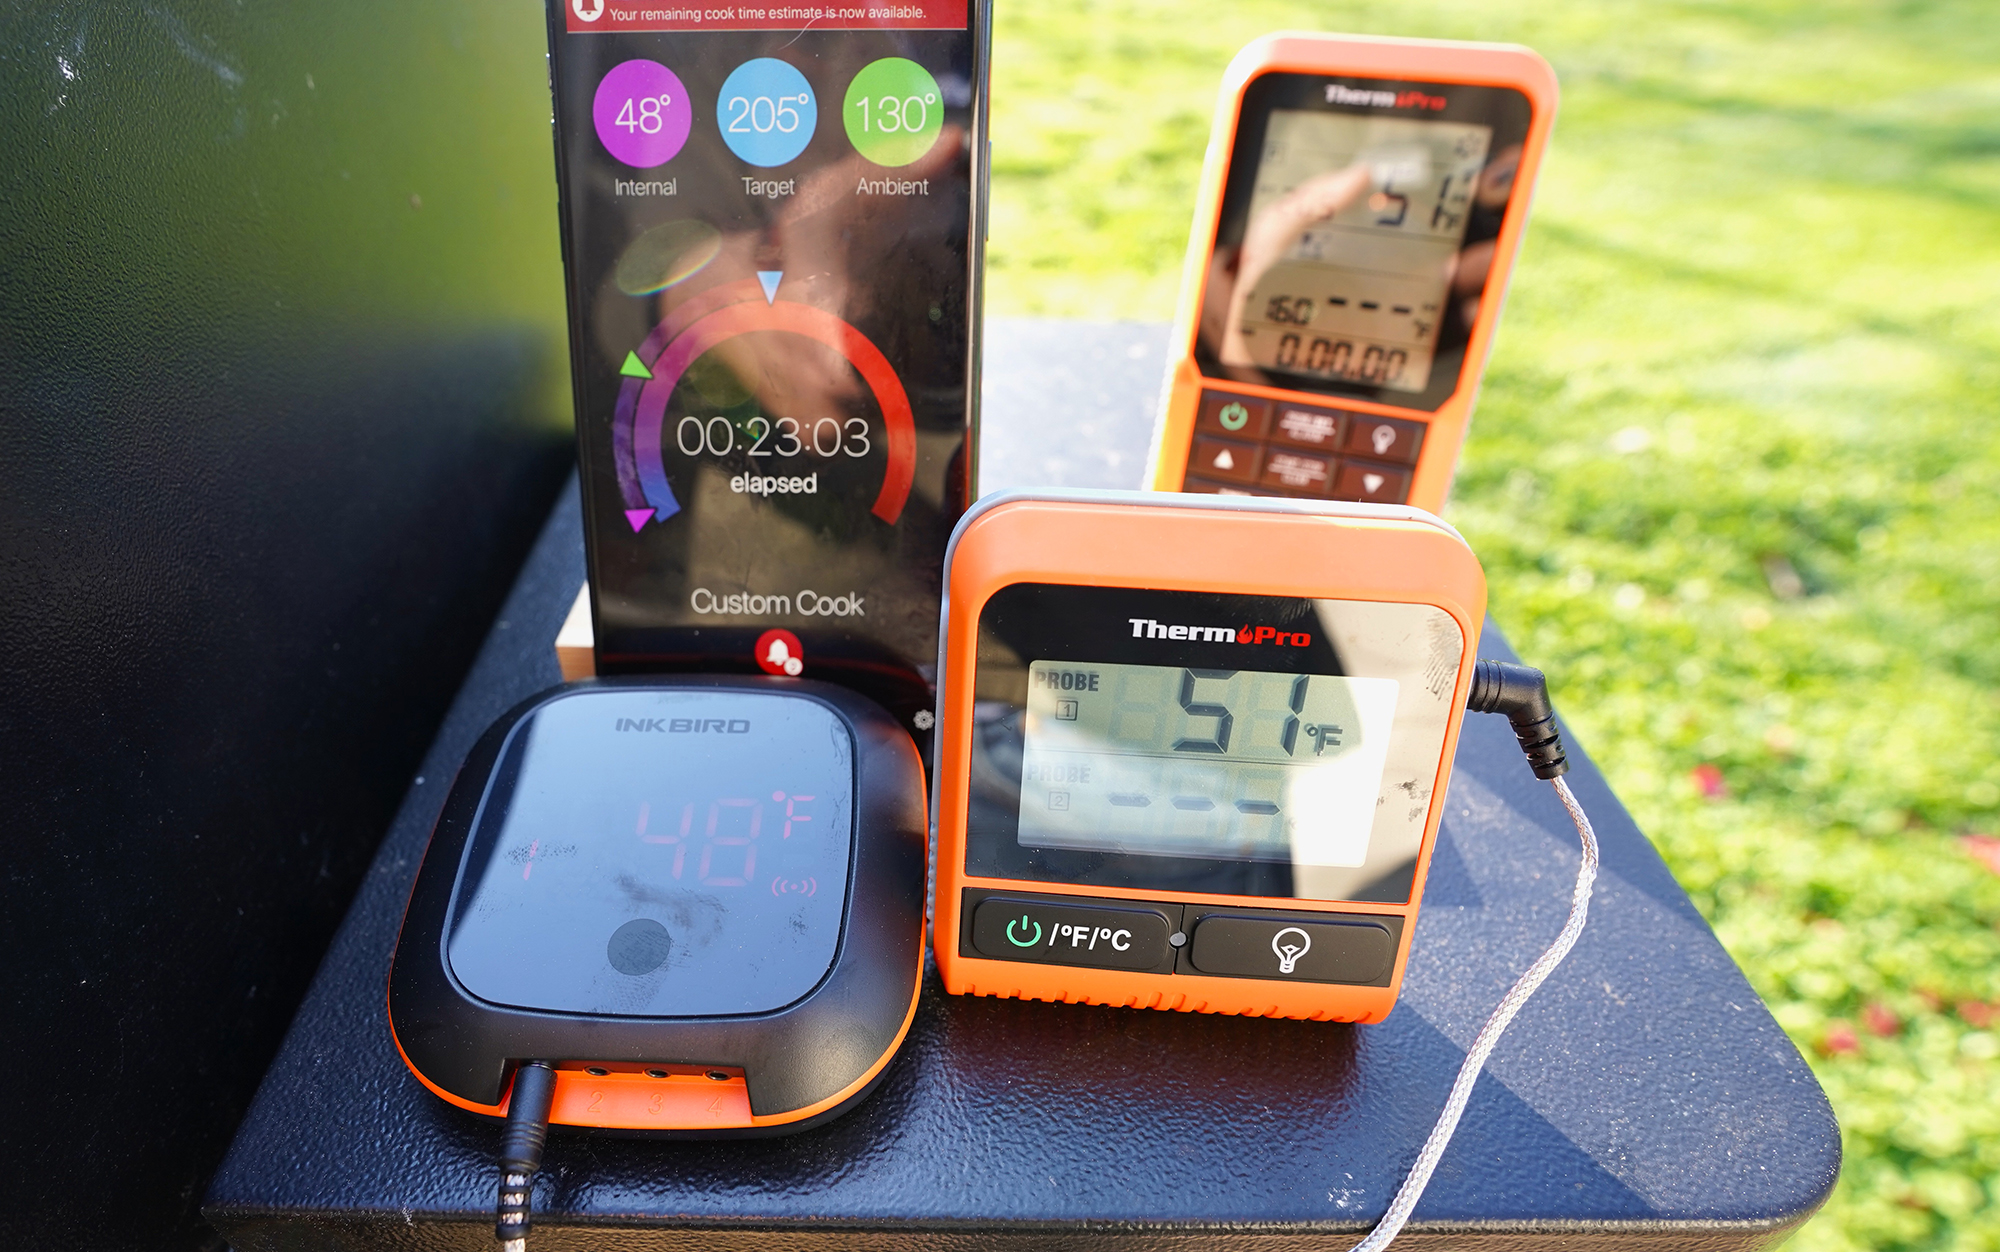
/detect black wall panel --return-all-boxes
[0,2,573,1247]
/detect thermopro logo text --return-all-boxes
[1325,83,1447,111]
[1128,619,1313,647]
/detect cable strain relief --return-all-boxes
[498,1062,558,1173]
[1466,659,1570,779]
[1514,716,1570,780]
[494,1060,558,1247]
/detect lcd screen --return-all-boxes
[447,689,855,1018]
[1018,661,1399,868]
[1194,74,1532,412]
[963,583,1466,904]
[1225,110,1491,394]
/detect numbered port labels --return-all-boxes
[593,60,693,168]
[718,57,817,167]
[844,57,945,167]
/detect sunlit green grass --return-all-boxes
[986,2,2000,1247]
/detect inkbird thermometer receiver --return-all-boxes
[389,677,928,1245]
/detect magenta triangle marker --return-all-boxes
[756,270,781,304]
[624,508,655,533]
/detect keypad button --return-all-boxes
[1188,436,1261,485]
[1269,403,1343,451]
[1180,476,1254,496]
[971,897,1176,971]
[1332,462,1412,504]
[1196,391,1272,439]
[1187,914,1395,984]
[1258,450,1335,496]
[1342,415,1426,465]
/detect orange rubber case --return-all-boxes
[1147,34,1558,513]
[932,493,1487,1022]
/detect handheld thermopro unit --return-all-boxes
[1148,34,1557,512]
[932,491,1488,1021]
[389,677,927,1135]
[546,0,991,728]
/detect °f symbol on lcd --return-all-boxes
[1271,927,1312,974]
[1218,402,1250,432]
[1006,915,1042,947]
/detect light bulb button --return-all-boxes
[1185,913,1396,984]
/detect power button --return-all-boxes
[969,897,1174,971]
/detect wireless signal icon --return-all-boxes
[770,877,818,898]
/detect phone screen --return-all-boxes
[547,0,984,722]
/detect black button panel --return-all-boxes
[1186,913,1396,985]
[969,895,1176,972]
[959,890,1404,986]
[1180,388,1425,504]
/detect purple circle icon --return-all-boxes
[593,60,692,169]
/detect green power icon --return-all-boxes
[1005,914,1042,946]
[1218,402,1250,431]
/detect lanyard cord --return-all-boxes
[1346,773,1600,1252]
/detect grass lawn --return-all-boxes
[984,2,2000,1248]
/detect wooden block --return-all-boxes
[555,583,594,680]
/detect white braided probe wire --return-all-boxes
[1345,774,1601,1252]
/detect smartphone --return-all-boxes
[546,0,990,730]
[1147,34,1556,512]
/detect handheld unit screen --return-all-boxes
[1019,661,1398,868]
[1233,110,1490,394]
[1197,73,1531,412]
[965,583,1466,905]
[547,1,982,720]
[446,689,855,1017]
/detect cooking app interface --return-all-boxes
[550,0,979,718]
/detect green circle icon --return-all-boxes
[1218,402,1250,431]
[843,58,944,167]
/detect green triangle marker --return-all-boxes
[619,351,653,380]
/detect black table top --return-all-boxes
[206,322,1838,1251]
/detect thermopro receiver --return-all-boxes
[389,676,926,1135]
[1148,34,1557,511]
[931,491,1487,1022]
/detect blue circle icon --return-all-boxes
[717,58,816,167]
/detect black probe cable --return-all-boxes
[1345,659,1599,1252]
[495,1060,558,1252]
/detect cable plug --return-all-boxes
[1466,659,1569,780]
[496,1060,558,1252]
